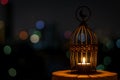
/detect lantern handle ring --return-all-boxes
[75,6,91,22]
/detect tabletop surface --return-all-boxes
[52,70,117,78]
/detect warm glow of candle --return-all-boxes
[82,57,86,64]
[77,57,90,65]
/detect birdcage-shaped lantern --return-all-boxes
[70,6,98,74]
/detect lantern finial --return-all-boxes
[75,6,91,22]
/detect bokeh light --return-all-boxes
[66,51,70,59]
[96,64,105,70]
[1,0,8,5]
[64,30,72,39]
[8,68,17,77]
[29,29,42,39]
[103,56,111,65]
[35,20,45,30]
[3,45,12,55]
[33,42,43,50]
[78,32,85,42]
[102,38,114,51]
[105,39,114,50]
[30,34,40,44]
[33,30,42,37]
[19,30,29,40]
[116,39,120,48]
[0,20,4,29]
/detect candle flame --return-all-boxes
[82,57,86,63]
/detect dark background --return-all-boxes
[0,0,120,80]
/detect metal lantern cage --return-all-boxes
[69,6,98,74]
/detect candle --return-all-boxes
[77,57,91,73]
[77,57,90,66]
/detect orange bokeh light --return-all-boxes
[19,30,29,40]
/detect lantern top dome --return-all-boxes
[70,23,98,46]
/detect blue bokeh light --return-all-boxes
[116,39,120,48]
[78,32,85,42]
[81,32,85,42]
[35,20,45,30]
[32,41,45,50]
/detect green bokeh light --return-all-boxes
[33,30,42,38]
[102,38,114,52]
[96,64,105,70]
[3,45,12,55]
[103,56,111,65]
[8,68,17,77]
[105,40,114,50]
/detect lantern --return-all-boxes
[69,6,98,74]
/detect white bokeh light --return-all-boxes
[30,34,40,43]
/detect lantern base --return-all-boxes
[71,69,96,74]
[52,70,118,80]
[76,66,96,74]
[71,66,96,74]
